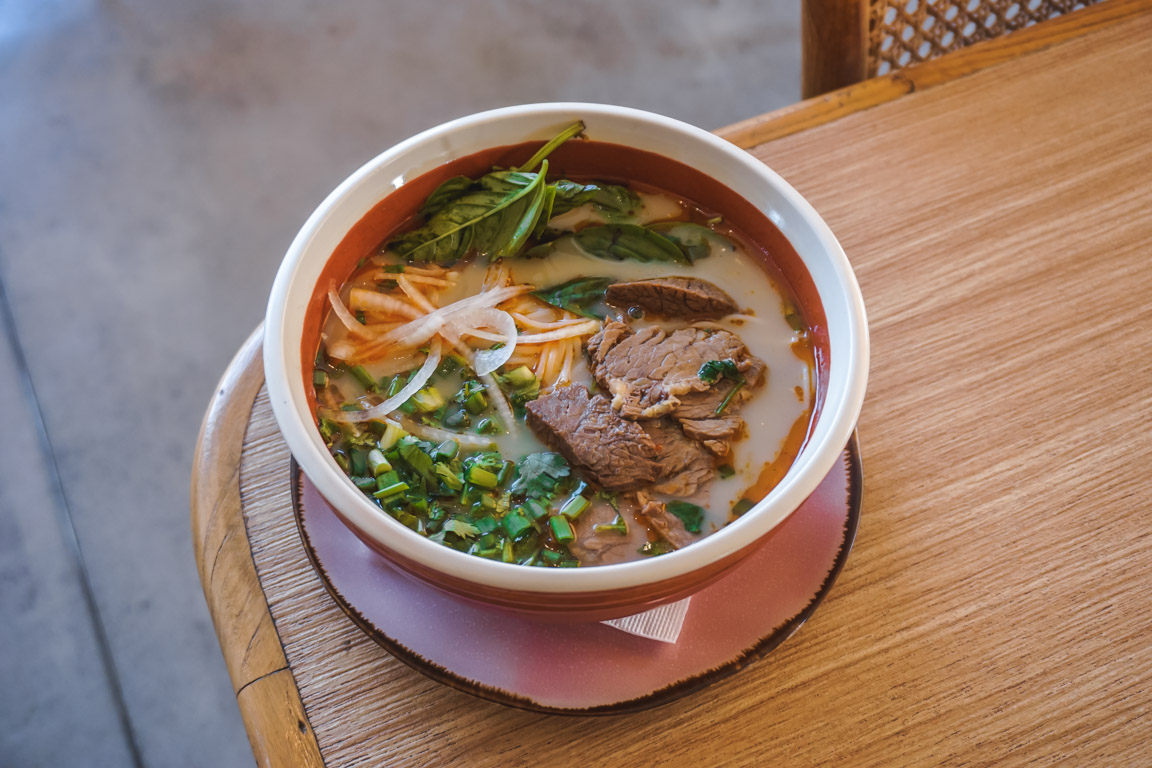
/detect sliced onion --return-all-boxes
[352,285,532,362]
[446,307,517,375]
[331,338,442,423]
[399,419,496,449]
[328,285,373,339]
[514,320,601,345]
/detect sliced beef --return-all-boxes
[605,276,738,320]
[679,416,745,442]
[641,418,715,497]
[525,385,660,491]
[569,496,649,566]
[586,320,767,423]
[636,496,697,550]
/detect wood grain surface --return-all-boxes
[192,10,1152,766]
[719,0,1152,148]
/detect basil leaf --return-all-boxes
[549,180,640,219]
[572,224,689,265]
[419,175,476,217]
[666,501,705,533]
[389,164,549,263]
[648,222,733,264]
[530,276,614,319]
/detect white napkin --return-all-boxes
[601,597,691,644]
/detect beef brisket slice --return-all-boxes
[586,320,767,421]
[605,276,738,320]
[525,385,660,491]
[642,418,715,497]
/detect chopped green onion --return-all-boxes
[475,417,501,435]
[350,449,368,477]
[549,515,576,544]
[350,365,376,391]
[732,498,755,517]
[467,465,499,489]
[386,375,406,398]
[352,476,376,491]
[411,386,446,413]
[373,481,409,499]
[375,471,400,490]
[715,381,745,415]
[464,390,489,415]
[502,365,536,389]
[313,369,329,387]
[368,449,392,476]
[502,512,533,540]
[407,497,429,516]
[717,464,736,479]
[594,513,628,536]
[378,422,407,451]
[433,440,458,462]
[639,540,675,557]
[559,494,590,520]
[475,515,499,534]
[394,510,420,530]
[444,406,471,428]
[524,498,549,520]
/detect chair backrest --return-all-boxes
[803,0,1101,97]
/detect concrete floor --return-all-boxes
[0,1,799,765]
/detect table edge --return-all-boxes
[715,0,1151,149]
[190,326,326,767]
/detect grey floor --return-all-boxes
[0,2,799,766]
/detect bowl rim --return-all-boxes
[264,102,869,595]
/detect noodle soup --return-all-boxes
[310,123,816,568]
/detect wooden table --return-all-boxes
[191,2,1152,764]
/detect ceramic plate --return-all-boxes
[292,434,861,714]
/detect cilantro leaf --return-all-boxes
[666,501,706,534]
[511,452,570,498]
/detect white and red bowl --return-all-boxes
[264,103,869,621]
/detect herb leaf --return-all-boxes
[530,276,614,318]
[649,222,733,264]
[511,452,571,498]
[419,175,476,217]
[387,121,586,264]
[698,359,742,385]
[549,180,640,219]
[666,501,705,533]
[571,223,689,264]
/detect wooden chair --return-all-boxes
[802,0,1102,97]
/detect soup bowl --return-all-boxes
[264,103,869,621]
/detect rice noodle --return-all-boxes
[479,372,516,430]
[396,275,437,313]
[328,285,373,339]
[330,338,442,423]
[400,419,497,449]
[509,311,588,331]
[348,288,423,320]
[513,320,600,345]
